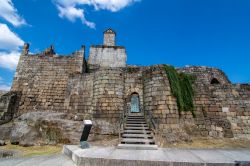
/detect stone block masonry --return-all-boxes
[64,74,94,119]
[0,29,249,145]
[92,68,125,119]
[143,65,179,128]
[88,46,126,68]
[11,47,85,115]
[179,67,250,138]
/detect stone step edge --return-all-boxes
[122,134,153,138]
[117,144,158,150]
[124,127,149,130]
[123,130,152,133]
[121,138,155,143]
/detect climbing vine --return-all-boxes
[163,65,196,117]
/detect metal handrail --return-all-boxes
[145,108,157,128]
[118,107,128,144]
[145,109,161,146]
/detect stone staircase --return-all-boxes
[117,115,158,150]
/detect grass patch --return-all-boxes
[0,143,62,157]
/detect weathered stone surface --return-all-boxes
[0,122,13,140]
[163,127,192,143]
[0,140,5,146]
[10,120,38,145]
[92,120,119,135]
[0,92,21,125]
[9,112,83,146]
[179,67,250,139]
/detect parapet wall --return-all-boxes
[178,66,231,85]
[11,50,85,114]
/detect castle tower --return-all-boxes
[88,28,126,67]
[104,29,116,46]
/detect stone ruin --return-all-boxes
[0,28,249,146]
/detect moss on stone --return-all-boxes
[163,65,196,117]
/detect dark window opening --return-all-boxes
[210,78,220,85]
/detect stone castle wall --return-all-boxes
[1,29,249,144]
[179,67,250,138]
[64,74,94,119]
[143,65,179,128]
[125,66,144,113]
[11,49,85,115]
[7,57,250,139]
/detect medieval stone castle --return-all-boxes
[0,29,249,146]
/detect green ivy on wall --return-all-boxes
[163,65,196,117]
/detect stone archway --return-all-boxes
[125,92,143,116]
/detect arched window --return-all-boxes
[210,78,220,85]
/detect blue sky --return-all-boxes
[0,0,250,90]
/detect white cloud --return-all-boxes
[0,24,23,70]
[0,84,11,91]
[90,0,140,12]
[53,0,140,28]
[0,23,24,51]
[57,5,96,28]
[0,0,26,27]
[0,51,20,70]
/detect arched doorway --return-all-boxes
[130,93,140,113]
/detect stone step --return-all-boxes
[127,116,144,118]
[122,134,153,138]
[126,122,147,124]
[126,122,146,124]
[127,118,145,121]
[125,126,149,130]
[117,144,158,150]
[126,120,146,122]
[126,124,148,127]
[126,123,146,125]
[123,130,152,134]
[121,138,155,144]
[127,116,144,117]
